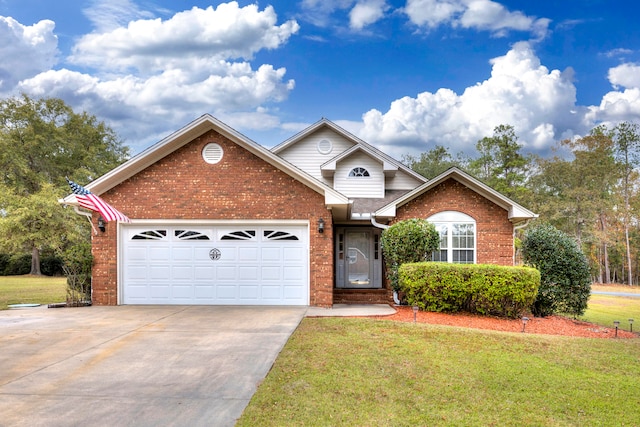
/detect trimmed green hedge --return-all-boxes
[399,262,540,318]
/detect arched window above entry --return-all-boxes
[427,211,476,264]
[348,167,370,177]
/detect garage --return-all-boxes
[120,223,309,305]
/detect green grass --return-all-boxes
[238,318,640,426]
[581,294,640,331]
[0,275,67,310]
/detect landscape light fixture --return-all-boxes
[629,318,634,333]
[318,218,325,234]
[412,305,419,323]
[521,316,529,333]
[614,320,620,338]
[98,217,106,233]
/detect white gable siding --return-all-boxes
[277,128,355,182]
[386,170,425,190]
[334,152,384,198]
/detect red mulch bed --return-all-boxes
[375,306,637,339]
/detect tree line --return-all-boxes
[403,122,640,285]
[0,94,129,275]
[1,93,639,285]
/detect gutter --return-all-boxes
[370,215,389,230]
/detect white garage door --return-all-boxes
[121,224,309,305]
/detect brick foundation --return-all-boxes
[333,288,394,304]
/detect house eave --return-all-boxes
[63,114,349,209]
[374,167,538,222]
[276,118,427,184]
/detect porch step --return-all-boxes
[333,288,393,305]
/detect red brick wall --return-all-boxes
[391,178,514,265]
[91,129,334,307]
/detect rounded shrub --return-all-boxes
[521,223,591,317]
[380,218,440,291]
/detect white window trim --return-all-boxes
[348,167,371,178]
[428,211,476,264]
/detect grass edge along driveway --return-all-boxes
[0,275,67,310]
[238,317,640,427]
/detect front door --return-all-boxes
[336,227,382,288]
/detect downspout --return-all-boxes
[513,219,532,265]
[370,215,400,303]
[370,215,389,229]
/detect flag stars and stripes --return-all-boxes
[66,178,131,223]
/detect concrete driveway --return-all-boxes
[0,305,306,427]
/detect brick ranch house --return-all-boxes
[61,114,537,307]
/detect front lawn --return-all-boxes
[0,275,67,310]
[238,318,640,426]
[581,293,640,332]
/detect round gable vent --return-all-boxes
[317,139,332,155]
[202,143,223,164]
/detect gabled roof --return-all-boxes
[61,114,349,208]
[272,118,427,183]
[320,145,400,178]
[375,167,538,223]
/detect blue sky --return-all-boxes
[1,0,639,159]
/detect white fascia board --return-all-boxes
[83,114,223,195]
[382,161,398,176]
[270,118,330,153]
[59,194,79,205]
[63,114,348,208]
[374,167,537,222]
[509,205,539,222]
[375,204,397,218]
[445,169,537,221]
[324,190,349,206]
[275,118,426,183]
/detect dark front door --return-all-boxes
[336,227,382,288]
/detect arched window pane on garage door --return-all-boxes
[175,230,210,240]
[132,230,167,240]
[427,211,476,264]
[220,230,256,240]
[264,230,299,241]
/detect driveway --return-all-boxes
[0,305,306,427]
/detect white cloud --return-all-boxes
[18,61,295,147]
[608,63,640,89]
[70,3,299,73]
[403,0,464,28]
[83,0,155,32]
[350,0,389,30]
[299,0,357,27]
[587,88,640,125]
[358,42,583,157]
[0,17,58,92]
[583,63,640,126]
[404,0,549,38]
[299,0,390,30]
[604,48,634,59]
[7,3,299,153]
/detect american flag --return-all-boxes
[67,179,131,223]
